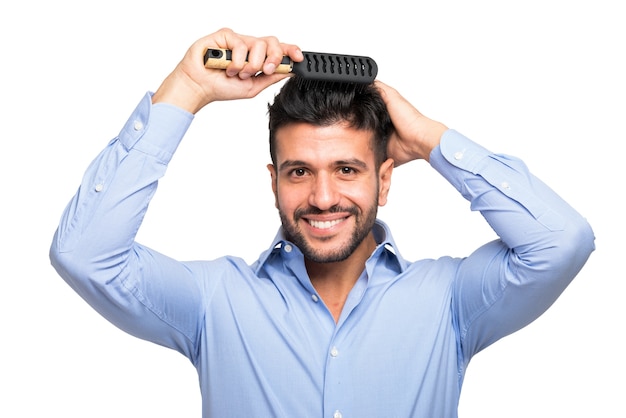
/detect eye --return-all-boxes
[339,166,356,175]
[291,168,307,177]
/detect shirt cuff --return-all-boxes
[117,92,194,164]
[429,129,492,173]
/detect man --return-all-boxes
[50,28,595,417]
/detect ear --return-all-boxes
[267,164,279,208]
[377,158,394,207]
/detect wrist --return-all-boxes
[416,118,448,162]
[152,71,208,114]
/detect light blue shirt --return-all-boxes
[50,93,595,418]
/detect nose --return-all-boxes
[308,172,340,211]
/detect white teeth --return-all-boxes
[309,219,343,229]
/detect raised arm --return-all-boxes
[377,79,595,360]
[49,28,302,358]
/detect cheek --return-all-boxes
[341,180,379,206]
[275,182,306,212]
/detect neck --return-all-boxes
[305,233,377,322]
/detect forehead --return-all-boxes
[274,122,375,163]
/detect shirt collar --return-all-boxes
[252,219,408,274]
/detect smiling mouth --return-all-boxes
[307,218,347,230]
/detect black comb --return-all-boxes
[204,48,378,90]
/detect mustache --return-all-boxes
[294,205,359,219]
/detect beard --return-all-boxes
[278,200,379,264]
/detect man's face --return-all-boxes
[268,122,393,263]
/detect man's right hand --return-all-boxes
[152,28,304,114]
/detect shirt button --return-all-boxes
[284,244,292,253]
[95,184,104,192]
[133,120,144,131]
[311,294,319,302]
[333,410,343,418]
[501,181,511,190]
[330,347,339,357]
[454,151,464,160]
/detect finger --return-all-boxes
[284,44,304,63]
[226,38,250,77]
[205,28,251,77]
[261,38,303,74]
[260,36,285,75]
[241,38,272,79]
[374,80,400,106]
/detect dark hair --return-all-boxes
[268,78,393,168]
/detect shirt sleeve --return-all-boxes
[49,93,204,360]
[429,130,595,363]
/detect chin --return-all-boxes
[301,239,360,263]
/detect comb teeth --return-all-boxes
[294,77,364,93]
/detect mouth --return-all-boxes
[307,217,347,230]
[295,206,357,235]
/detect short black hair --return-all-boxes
[268,78,393,168]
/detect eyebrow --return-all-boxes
[278,158,369,171]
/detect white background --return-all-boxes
[1,0,623,416]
